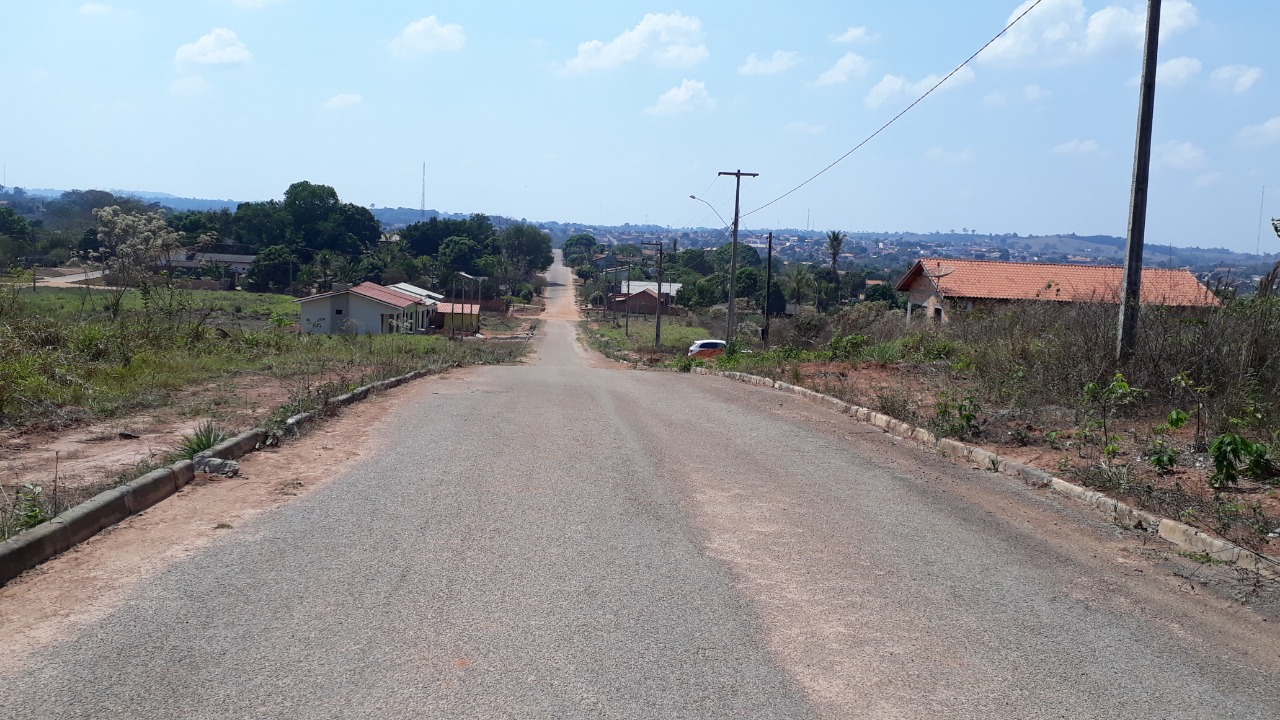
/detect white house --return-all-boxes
[297,282,431,335]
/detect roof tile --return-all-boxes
[897,258,1219,307]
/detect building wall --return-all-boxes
[301,293,405,335]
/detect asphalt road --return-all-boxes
[3,255,1279,719]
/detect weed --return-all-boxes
[874,386,917,423]
[931,391,981,439]
[170,420,229,461]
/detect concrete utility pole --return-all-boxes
[719,169,758,343]
[1117,0,1162,363]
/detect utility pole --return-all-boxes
[763,231,774,347]
[642,241,665,347]
[719,169,758,343]
[1117,0,1162,363]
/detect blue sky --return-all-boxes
[2,0,1278,252]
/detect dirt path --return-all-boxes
[0,369,476,673]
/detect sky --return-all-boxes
[2,0,1278,252]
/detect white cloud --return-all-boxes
[1023,84,1051,101]
[175,28,251,68]
[1239,117,1280,146]
[390,17,466,58]
[1052,139,1098,155]
[865,66,975,109]
[739,51,798,76]
[231,0,281,7]
[169,76,212,97]
[566,12,707,73]
[77,3,113,16]
[985,83,1051,106]
[1157,56,1201,86]
[1211,65,1263,94]
[645,79,715,115]
[1155,140,1207,170]
[322,93,363,111]
[1195,172,1225,188]
[815,52,870,86]
[925,147,976,163]
[982,0,1198,66]
[832,26,874,43]
[782,121,825,135]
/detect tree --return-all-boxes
[92,206,185,317]
[0,208,32,241]
[438,235,483,274]
[711,242,762,273]
[245,245,298,293]
[826,230,846,275]
[787,265,816,304]
[863,283,900,307]
[499,223,553,273]
[282,181,341,231]
[563,233,598,266]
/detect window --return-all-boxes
[335,309,343,315]
[933,307,943,321]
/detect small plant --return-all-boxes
[875,386,917,422]
[931,391,981,439]
[1080,368,1141,443]
[1046,430,1064,450]
[15,484,53,530]
[1208,432,1277,489]
[1148,437,1180,475]
[827,334,868,361]
[170,420,229,461]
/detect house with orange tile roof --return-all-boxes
[894,258,1219,322]
[296,281,432,335]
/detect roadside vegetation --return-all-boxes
[676,265,1280,554]
[0,279,529,540]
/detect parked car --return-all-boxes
[687,339,727,358]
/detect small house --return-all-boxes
[297,282,431,335]
[895,257,1220,322]
[436,303,481,334]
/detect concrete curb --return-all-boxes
[0,367,433,586]
[691,366,1280,578]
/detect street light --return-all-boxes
[689,195,730,229]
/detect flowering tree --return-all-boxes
[92,206,183,319]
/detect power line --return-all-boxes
[742,0,1048,220]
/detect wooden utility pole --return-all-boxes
[1117,0,1162,363]
[719,169,758,343]
[642,241,665,347]
[763,232,774,346]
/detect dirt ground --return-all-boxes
[4,373,321,494]
[779,360,1280,553]
[0,367,478,673]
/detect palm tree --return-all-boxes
[788,265,816,304]
[826,230,846,275]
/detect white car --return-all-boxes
[687,339,727,357]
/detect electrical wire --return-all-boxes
[742,0,1047,220]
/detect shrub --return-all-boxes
[170,420,230,461]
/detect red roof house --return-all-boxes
[895,258,1219,321]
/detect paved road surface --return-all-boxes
[2,253,1279,718]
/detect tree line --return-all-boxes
[1,181,554,301]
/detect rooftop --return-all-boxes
[896,258,1220,307]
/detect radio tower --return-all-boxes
[420,162,426,220]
